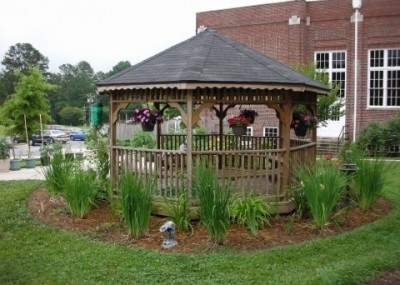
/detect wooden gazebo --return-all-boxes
[97,29,329,213]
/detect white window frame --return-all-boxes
[246,126,253,136]
[314,50,347,98]
[368,48,400,108]
[263,127,278,137]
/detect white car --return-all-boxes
[44,130,70,143]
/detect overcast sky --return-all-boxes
[0,0,291,73]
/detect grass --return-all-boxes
[0,162,399,284]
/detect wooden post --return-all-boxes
[186,90,193,194]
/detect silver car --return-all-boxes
[44,130,69,144]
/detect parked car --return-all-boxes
[69,130,88,141]
[59,127,81,135]
[46,124,64,130]
[12,135,26,144]
[30,133,52,146]
[44,130,70,143]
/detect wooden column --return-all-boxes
[186,90,193,193]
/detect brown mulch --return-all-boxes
[27,188,399,284]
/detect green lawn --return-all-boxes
[0,163,399,285]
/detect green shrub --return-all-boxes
[351,157,389,210]
[64,169,98,218]
[296,161,347,228]
[193,163,231,244]
[230,193,271,236]
[129,131,155,148]
[119,172,154,238]
[356,111,400,156]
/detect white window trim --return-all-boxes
[367,48,400,109]
[263,126,278,137]
[314,50,347,98]
[246,126,253,136]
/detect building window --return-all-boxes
[263,127,278,137]
[315,51,346,98]
[368,48,400,107]
[246,126,253,136]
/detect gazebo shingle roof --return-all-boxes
[97,29,329,93]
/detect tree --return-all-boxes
[57,61,96,106]
[293,62,344,127]
[106,61,131,77]
[58,106,85,126]
[0,43,49,99]
[0,67,57,156]
[1,43,49,74]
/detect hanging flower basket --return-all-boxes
[239,109,258,124]
[291,111,318,137]
[294,126,308,137]
[141,122,155,132]
[129,107,163,129]
[232,126,247,136]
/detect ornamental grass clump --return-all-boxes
[119,172,154,238]
[64,168,98,218]
[351,157,388,210]
[43,143,74,196]
[230,192,271,236]
[296,162,347,228]
[193,163,231,244]
[164,188,192,232]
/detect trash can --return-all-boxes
[90,103,102,127]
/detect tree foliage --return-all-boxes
[1,43,49,74]
[293,62,344,127]
[0,67,57,137]
[58,106,85,126]
[0,42,132,125]
[0,43,49,103]
[106,61,131,77]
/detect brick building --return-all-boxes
[196,0,400,141]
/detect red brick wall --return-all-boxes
[196,0,400,140]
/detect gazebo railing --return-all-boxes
[111,136,315,201]
[160,134,279,151]
[112,147,284,197]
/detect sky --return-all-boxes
[0,0,291,73]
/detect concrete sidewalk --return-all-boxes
[0,167,46,180]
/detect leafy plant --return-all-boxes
[85,126,110,200]
[129,131,156,149]
[295,161,347,228]
[42,143,74,196]
[230,192,271,236]
[356,111,400,156]
[289,185,311,220]
[351,157,389,210]
[193,163,231,244]
[0,137,11,159]
[164,188,192,232]
[119,172,154,238]
[64,168,98,218]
